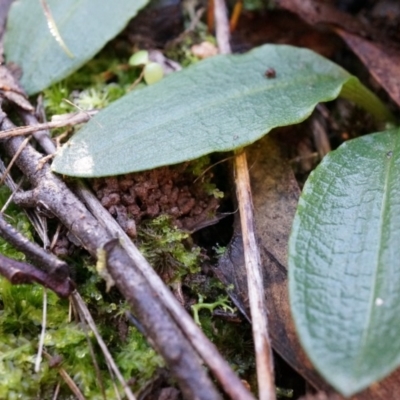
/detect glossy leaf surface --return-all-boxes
[52,44,391,177]
[4,0,148,95]
[289,129,400,396]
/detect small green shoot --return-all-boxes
[191,294,235,326]
[129,49,164,85]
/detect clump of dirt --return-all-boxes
[91,163,221,237]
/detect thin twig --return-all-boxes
[73,298,107,400]
[0,110,97,140]
[234,150,275,400]
[193,156,232,183]
[0,157,49,246]
[127,68,145,92]
[0,178,23,213]
[35,288,47,373]
[57,367,85,400]
[19,108,56,155]
[49,223,62,251]
[0,213,69,280]
[214,0,231,54]
[51,382,61,400]
[72,291,137,400]
[43,351,85,400]
[213,2,276,399]
[0,135,31,185]
[170,7,205,46]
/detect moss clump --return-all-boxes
[0,186,33,261]
[0,184,164,398]
[0,270,164,399]
[138,215,202,283]
[43,41,142,117]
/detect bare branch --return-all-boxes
[0,212,69,279]
[19,109,57,154]
[0,252,73,297]
[0,110,97,141]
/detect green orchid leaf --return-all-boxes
[52,44,393,177]
[289,129,400,396]
[4,0,149,95]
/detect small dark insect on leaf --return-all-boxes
[264,68,276,79]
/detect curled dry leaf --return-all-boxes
[278,0,400,108]
[278,0,368,35]
[335,28,400,108]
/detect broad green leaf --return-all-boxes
[52,44,393,177]
[289,129,400,396]
[4,0,149,95]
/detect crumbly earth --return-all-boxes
[91,163,221,237]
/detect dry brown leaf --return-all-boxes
[277,0,367,35]
[335,28,400,108]
[299,392,343,400]
[277,0,400,109]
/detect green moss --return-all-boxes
[43,41,141,117]
[0,186,33,261]
[0,265,165,399]
[138,215,202,283]
[165,25,216,67]
[116,327,164,389]
[0,210,163,400]
[242,0,276,11]
[198,312,255,377]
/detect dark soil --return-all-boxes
[92,163,221,236]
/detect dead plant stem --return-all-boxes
[0,110,97,141]
[72,291,136,400]
[43,351,85,400]
[213,1,276,398]
[234,150,276,400]
[35,288,47,373]
[214,0,231,54]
